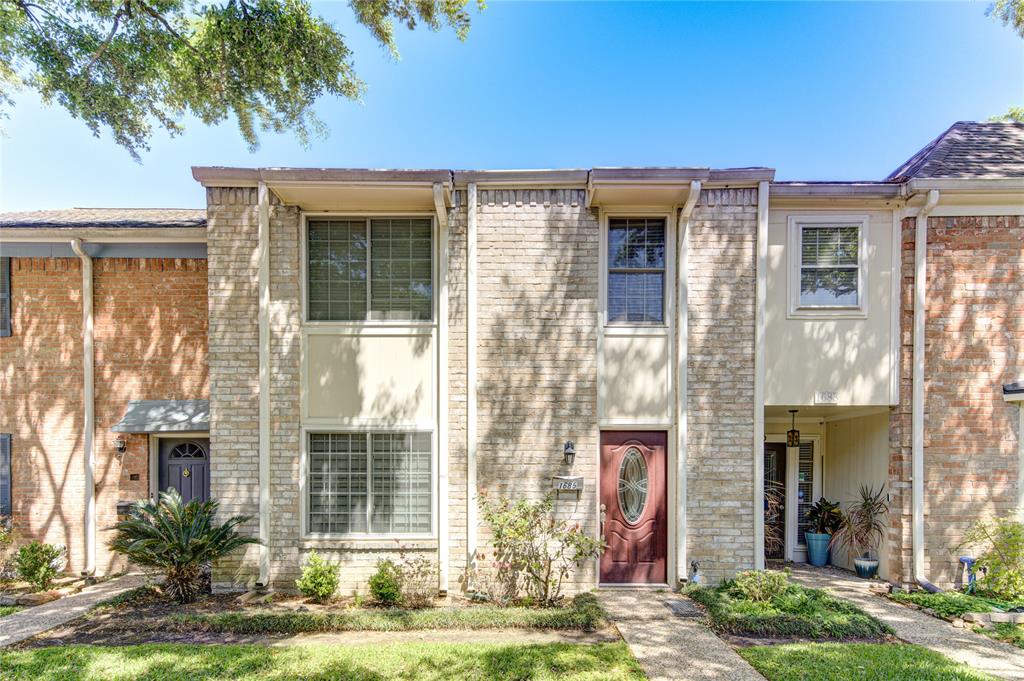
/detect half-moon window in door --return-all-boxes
[169,442,207,459]
[618,447,648,524]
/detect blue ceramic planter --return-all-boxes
[805,532,831,567]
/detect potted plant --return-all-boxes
[831,484,888,579]
[804,498,842,567]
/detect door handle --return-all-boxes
[599,503,607,536]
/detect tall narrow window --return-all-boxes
[0,257,10,337]
[0,434,11,521]
[607,218,665,324]
[307,432,432,536]
[307,218,433,322]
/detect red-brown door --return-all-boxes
[600,431,667,584]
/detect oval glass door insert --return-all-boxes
[618,447,649,524]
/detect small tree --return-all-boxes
[478,493,604,606]
[959,516,1024,600]
[14,541,62,591]
[831,485,888,560]
[109,489,260,603]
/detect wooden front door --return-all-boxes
[599,431,667,584]
[158,438,210,504]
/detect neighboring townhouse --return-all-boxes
[0,121,1020,592]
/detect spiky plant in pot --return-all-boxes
[109,489,260,603]
[831,484,888,578]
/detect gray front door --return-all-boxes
[158,438,210,504]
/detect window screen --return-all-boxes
[308,432,431,535]
[608,218,665,323]
[307,218,432,322]
[799,225,860,307]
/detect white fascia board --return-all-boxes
[0,227,206,242]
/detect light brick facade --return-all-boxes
[890,215,1024,587]
[0,256,208,574]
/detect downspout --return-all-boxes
[70,238,96,576]
[676,180,701,583]
[433,182,450,594]
[912,189,940,592]
[466,183,478,575]
[256,181,271,587]
[754,180,769,571]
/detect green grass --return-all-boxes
[686,582,892,639]
[889,591,1021,619]
[0,605,22,617]
[738,643,996,681]
[0,641,644,681]
[976,622,1024,649]
[172,592,607,634]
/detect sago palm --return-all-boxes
[109,489,260,603]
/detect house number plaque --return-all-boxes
[552,475,584,499]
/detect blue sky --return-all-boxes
[0,1,1020,211]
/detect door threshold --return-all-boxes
[598,583,671,589]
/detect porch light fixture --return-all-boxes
[113,437,127,454]
[787,410,800,448]
[563,441,576,466]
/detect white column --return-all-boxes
[466,183,479,569]
[257,181,271,586]
[433,183,450,593]
[753,181,769,570]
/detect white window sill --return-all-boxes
[300,538,438,551]
[787,306,867,321]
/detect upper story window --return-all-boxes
[607,217,665,324]
[789,216,868,318]
[307,217,433,322]
[0,257,11,337]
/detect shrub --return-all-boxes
[108,489,260,603]
[368,559,402,606]
[295,551,339,602]
[0,519,16,584]
[15,541,62,591]
[959,515,1024,600]
[477,493,605,605]
[729,569,790,603]
[805,498,843,535]
[395,544,437,608]
[831,485,888,560]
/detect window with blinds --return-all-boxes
[0,257,11,337]
[308,432,431,536]
[607,218,665,324]
[307,218,432,322]
[795,441,814,547]
[0,434,11,522]
[798,224,861,308]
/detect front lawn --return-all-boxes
[0,641,644,681]
[738,642,995,681]
[686,579,891,640]
[889,590,1021,619]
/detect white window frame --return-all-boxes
[601,212,673,329]
[787,215,869,320]
[301,213,437,327]
[301,427,436,540]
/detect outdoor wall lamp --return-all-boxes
[563,441,576,466]
[787,410,800,448]
[113,437,127,454]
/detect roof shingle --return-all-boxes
[0,207,206,228]
[886,121,1024,182]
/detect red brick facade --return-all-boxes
[891,216,1024,587]
[0,257,208,574]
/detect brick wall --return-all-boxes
[469,188,600,591]
[891,215,1024,587]
[0,256,208,575]
[686,188,758,583]
[206,187,262,589]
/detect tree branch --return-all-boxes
[83,4,127,76]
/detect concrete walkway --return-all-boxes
[0,573,149,647]
[790,564,1024,680]
[598,589,764,681]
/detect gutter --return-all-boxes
[676,180,701,583]
[466,183,478,577]
[70,238,96,576]
[256,182,271,587]
[432,184,450,595]
[912,189,940,592]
